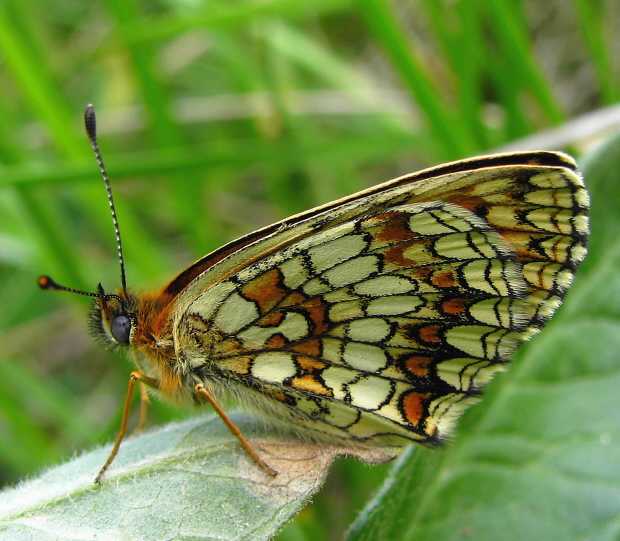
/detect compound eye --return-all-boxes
[110,314,132,344]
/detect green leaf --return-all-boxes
[0,414,341,541]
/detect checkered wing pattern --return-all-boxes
[172,152,589,447]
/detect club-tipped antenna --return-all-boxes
[84,104,127,293]
[38,275,123,304]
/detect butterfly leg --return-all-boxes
[95,371,159,485]
[136,381,151,434]
[194,383,278,476]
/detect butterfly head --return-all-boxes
[39,275,138,349]
[89,285,140,348]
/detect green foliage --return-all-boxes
[0,415,332,540]
[0,0,618,539]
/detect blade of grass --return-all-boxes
[485,0,565,125]
[573,0,617,103]
[119,0,355,43]
[358,0,477,160]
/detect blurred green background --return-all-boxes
[1,0,619,539]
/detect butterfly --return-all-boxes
[40,105,589,483]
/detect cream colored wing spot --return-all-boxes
[307,233,368,273]
[251,352,297,383]
[435,357,507,390]
[188,280,236,320]
[302,278,331,297]
[433,231,507,260]
[405,203,482,235]
[468,297,530,328]
[328,299,365,322]
[321,338,345,366]
[322,255,379,288]
[214,291,260,334]
[279,256,308,289]
[323,288,359,304]
[346,318,392,342]
[343,341,389,372]
[354,275,418,296]
[569,237,588,262]
[367,295,425,316]
[460,259,525,297]
[320,402,362,428]
[445,325,522,359]
[522,261,569,291]
[293,395,326,417]
[574,190,590,211]
[555,267,575,290]
[347,376,392,410]
[524,191,577,213]
[238,311,310,348]
[375,398,404,426]
[322,365,359,399]
[344,411,413,440]
[529,170,575,189]
[537,235,579,263]
[425,392,479,435]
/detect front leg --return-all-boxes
[95,371,159,484]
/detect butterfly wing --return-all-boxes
[172,151,589,446]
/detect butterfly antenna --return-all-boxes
[84,104,128,294]
[38,106,128,303]
[38,275,123,303]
